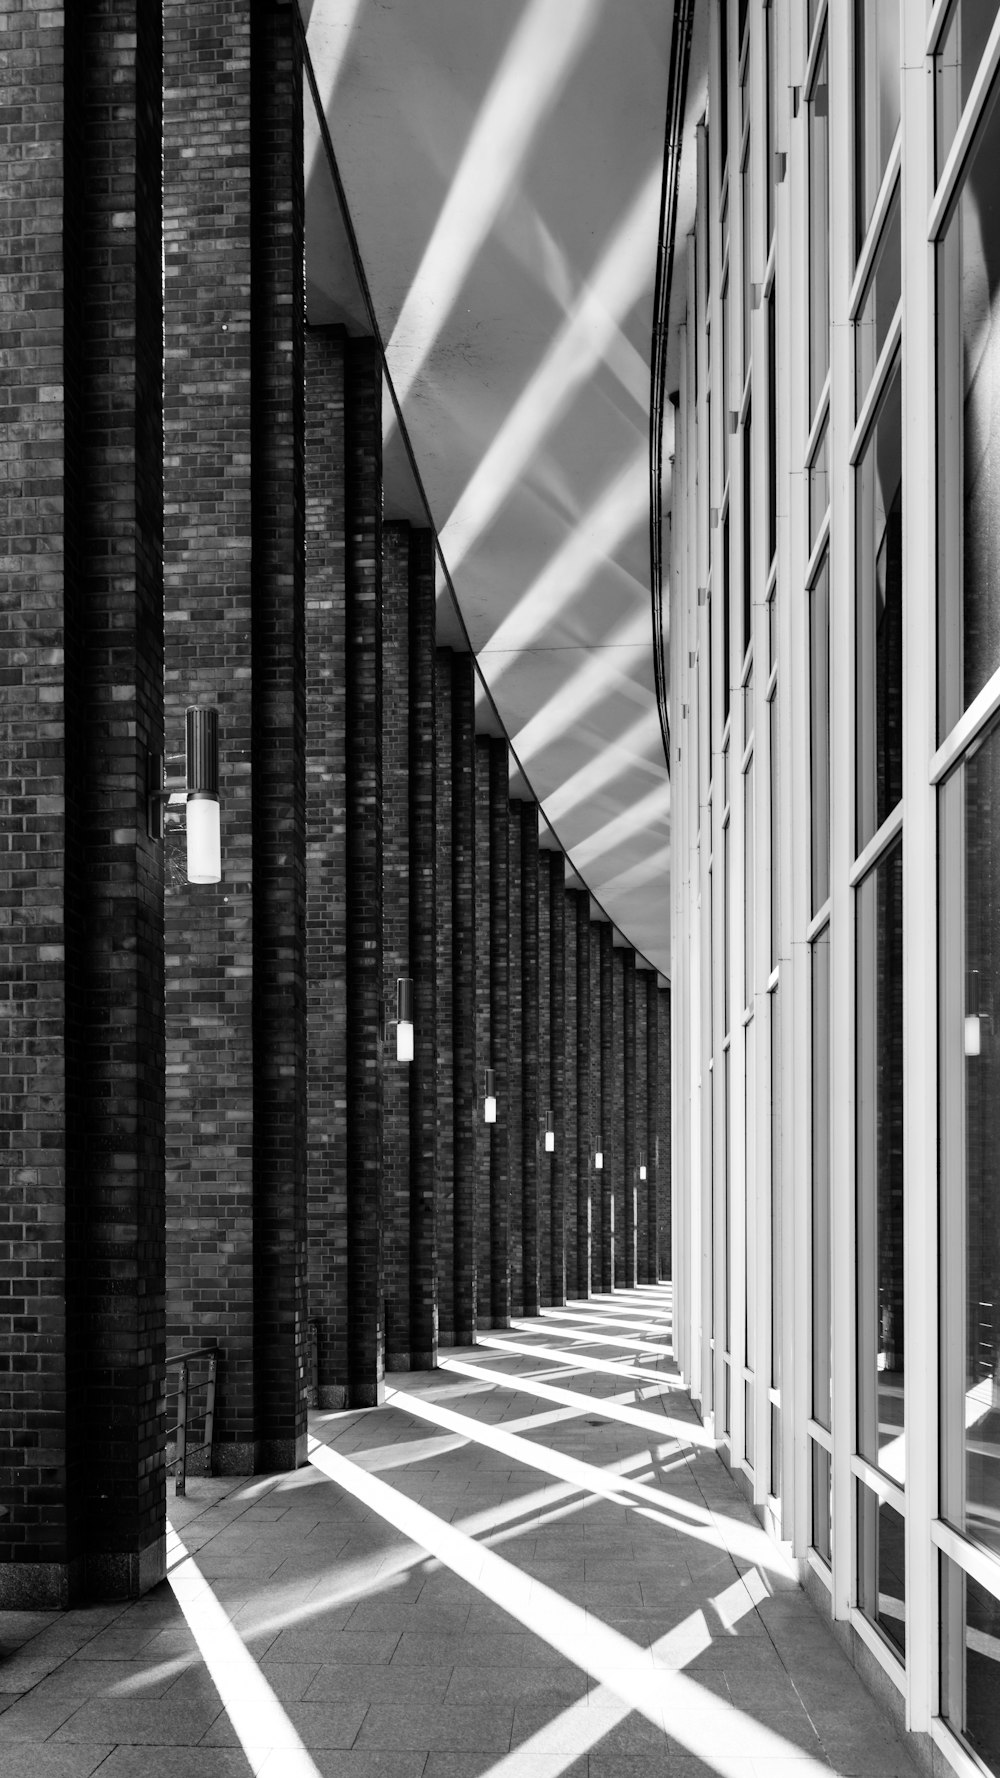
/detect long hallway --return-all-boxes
[0,1287,916,1778]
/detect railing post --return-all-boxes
[175,1360,189,1497]
[203,1352,217,1476]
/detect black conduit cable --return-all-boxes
[649,0,696,776]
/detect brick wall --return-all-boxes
[564,890,581,1298]
[599,924,614,1291]
[647,979,661,1280]
[382,522,411,1370]
[434,650,455,1342]
[549,855,566,1306]
[612,946,626,1288]
[537,845,552,1305]
[658,984,671,1279]
[489,742,511,1326]
[636,970,651,1283]
[451,658,477,1341]
[305,325,348,1403]
[408,530,437,1369]
[507,804,524,1317]
[520,801,539,1315]
[623,948,636,1288]
[474,737,492,1329]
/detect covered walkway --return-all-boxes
[0,1287,915,1777]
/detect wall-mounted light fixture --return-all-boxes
[148,706,221,884]
[965,968,991,1058]
[484,1067,497,1124]
[395,977,414,1062]
[594,1135,604,1171]
[639,1149,647,1181]
[544,1108,554,1153]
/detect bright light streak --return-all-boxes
[569,783,671,872]
[387,0,602,411]
[474,1331,675,1390]
[436,1353,713,1446]
[308,1437,829,1778]
[305,0,368,183]
[167,1537,324,1777]
[541,708,667,825]
[594,843,672,901]
[511,613,653,765]
[481,449,649,660]
[441,162,663,572]
[520,1311,674,1355]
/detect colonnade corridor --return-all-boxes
[0,1286,915,1778]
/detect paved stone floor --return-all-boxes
[0,1284,920,1778]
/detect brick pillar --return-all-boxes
[452,659,478,1342]
[573,896,594,1299]
[538,851,552,1306]
[599,924,614,1291]
[549,856,567,1306]
[520,802,540,1316]
[305,325,348,1404]
[612,946,626,1288]
[564,890,580,1299]
[636,970,651,1284]
[647,979,661,1281]
[0,0,165,1605]
[507,806,524,1317]
[474,738,492,1328]
[623,949,637,1289]
[409,530,438,1369]
[659,983,672,1280]
[382,522,411,1371]
[345,338,384,1404]
[164,0,308,1468]
[434,650,455,1343]
[490,742,512,1327]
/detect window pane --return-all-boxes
[857,1482,906,1659]
[938,78,1000,737]
[745,1378,755,1469]
[719,0,729,176]
[810,554,831,913]
[769,690,779,966]
[935,0,1000,184]
[940,716,1000,1558]
[809,410,829,546]
[771,984,782,1392]
[854,0,900,258]
[745,758,755,1008]
[809,34,830,416]
[941,1553,1000,1776]
[856,365,903,853]
[743,140,753,373]
[812,1440,832,1563]
[855,179,901,410]
[766,3,778,245]
[812,927,832,1431]
[723,512,732,726]
[743,405,753,655]
[768,294,777,565]
[771,1400,782,1502]
[856,842,905,1484]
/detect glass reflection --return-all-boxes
[856,365,902,853]
[854,0,900,257]
[808,35,830,417]
[809,410,829,546]
[812,927,831,1432]
[856,842,905,1484]
[938,77,1000,736]
[935,0,1000,182]
[810,554,831,912]
[940,714,1000,1558]
[858,1483,906,1659]
[941,1554,1000,1774]
[855,180,901,410]
[812,1440,832,1563]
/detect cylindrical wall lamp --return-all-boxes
[484,1067,497,1124]
[639,1149,647,1181]
[147,706,221,885]
[185,707,220,884]
[544,1108,554,1153]
[595,1135,604,1171]
[396,977,414,1062]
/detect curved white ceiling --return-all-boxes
[303,0,672,974]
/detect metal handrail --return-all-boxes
[166,1346,219,1496]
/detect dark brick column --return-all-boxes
[474,738,492,1328]
[623,949,637,1288]
[164,0,308,1465]
[452,659,478,1342]
[564,890,580,1299]
[409,530,438,1369]
[658,983,672,1280]
[434,650,455,1343]
[573,896,594,1299]
[548,855,567,1306]
[489,742,512,1327]
[647,979,661,1281]
[305,325,348,1403]
[382,522,411,1371]
[345,338,384,1404]
[599,924,615,1290]
[635,970,651,1283]
[537,852,552,1306]
[612,946,626,1288]
[520,802,540,1316]
[507,806,524,1317]
[1,1,165,1605]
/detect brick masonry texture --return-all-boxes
[612,945,626,1289]
[1,0,166,1605]
[408,529,437,1369]
[507,803,523,1317]
[647,978,662,1279]
[636,971,651,1283]
[519,801,539,1316]
[599,923,614,1292]
[450,657,477,1341]
[562,880,579,1299]
[382,522,411,1370]
[433,651,455,1341]
[623,948,636,1288]
[658,984,672,1278]
[305,325,348,1405]
[488,741,511,1327]
[473,738,492,1329]
[537,844,552,1306]
[548,854,566,1306]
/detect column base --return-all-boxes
[0,1537,166,1608]
[348,1380,386,1408]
